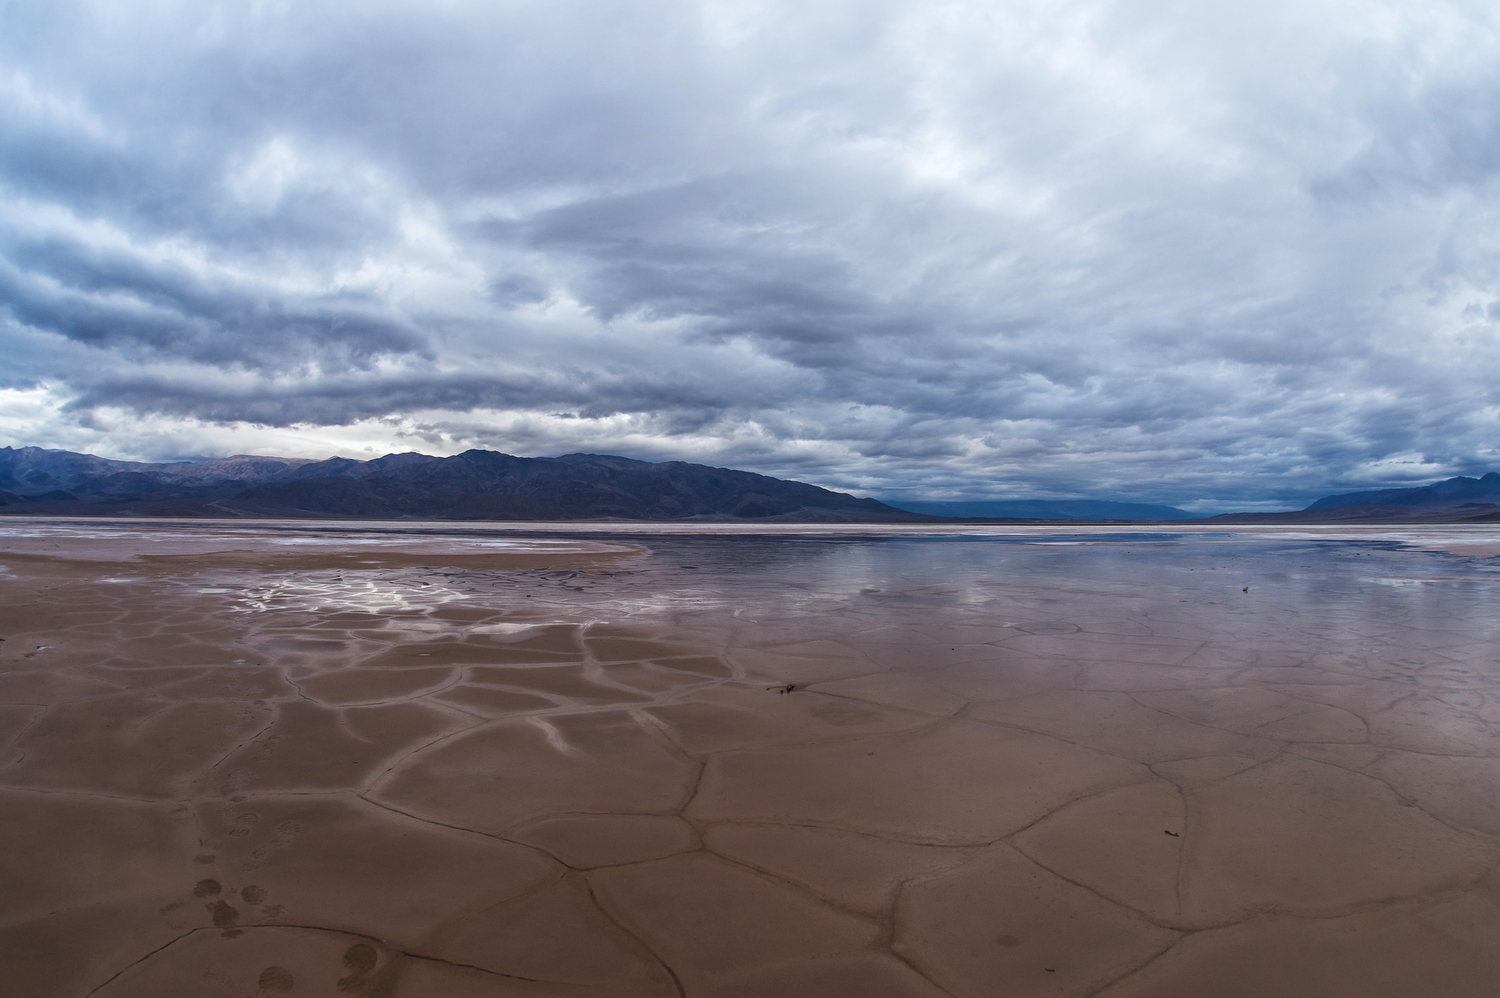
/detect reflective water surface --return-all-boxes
[2,519,1499,997]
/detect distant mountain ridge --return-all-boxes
[8,445,1494,523]
[0,447,313,491]
[1209,472,1500,523]
[1305,473,1500,512]
[888,499,1193,521]
[0,445,928,522]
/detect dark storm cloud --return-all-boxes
[2,0,1499,507]
[65,362,769,428]
[0,232,424,366]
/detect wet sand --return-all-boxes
[3,518,1499,997]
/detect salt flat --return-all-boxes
[3,518,1499,997]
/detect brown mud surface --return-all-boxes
[3,518,1500,996]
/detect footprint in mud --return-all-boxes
[258,966,295,993]
[229,811,260,838]
[244,820,305,870]
[217,769,250,800]
[205,899,240,937]
[337,943,380,992]
[193,879,222,897]
[242,884,285,917]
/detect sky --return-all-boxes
[2,0,1499,512]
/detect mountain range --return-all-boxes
[2,445,1497,522]
[0,446,929,522]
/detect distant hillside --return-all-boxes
[0,445,928,522]
[889,499,1194,521]
[0,447,312,493]
[1305,473,1500,512]
[1210,472,1500,523]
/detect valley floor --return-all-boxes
[3,519,1499,997]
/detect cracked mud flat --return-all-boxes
[2,519,1500,997]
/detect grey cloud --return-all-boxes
[61,353,798,428]
[485,275,551,308]
[0,236,426,368]
[2,0,1500,506]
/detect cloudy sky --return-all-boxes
[2,0,1499,510]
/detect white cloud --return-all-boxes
[1,0,1499,507]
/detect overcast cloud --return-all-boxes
[2,0,1499,510]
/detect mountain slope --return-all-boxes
[1208,472,1500,523]
[0,446,313,498]
[1305,473,1500,512]
[0,446,927,522]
